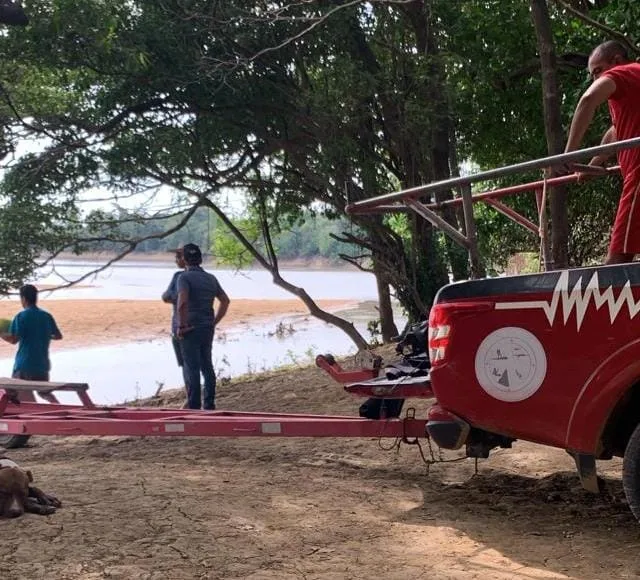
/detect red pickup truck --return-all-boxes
[427,263,640,520]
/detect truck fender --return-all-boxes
[565,338,640,453]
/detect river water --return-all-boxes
[0,261,401,404]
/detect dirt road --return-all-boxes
[0,354,637,579]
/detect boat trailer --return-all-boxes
[0,359,433,445]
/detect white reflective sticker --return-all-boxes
[0,423,8,432]
[474,327,547,402]
[261,422,282,434]
[164,423,185,433]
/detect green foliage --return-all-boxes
[443,0,633,269]
[78,206,360,267]
[517,253,543,275]
[213,216,260,269]
[567,174,621,266]
[79,206,213,254]
[213,212,361,266]
[472,177,541,273]
[0,0,636,301]
[366,319,382,347]
[385,214,411,243]
[272,215,359,263]
[0,149,84,291]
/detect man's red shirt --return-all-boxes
[603,62,640,177]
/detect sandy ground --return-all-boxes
[0,345,638,579]
[0,298,355,353]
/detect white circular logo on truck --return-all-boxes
[474,327,547,402]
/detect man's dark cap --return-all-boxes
[182,243,202,263]
[0,2,29,26]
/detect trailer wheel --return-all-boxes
[0,434,30,449]
[623,422,640,521]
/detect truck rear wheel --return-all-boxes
[0,434,30,449]
[623,422,640,521]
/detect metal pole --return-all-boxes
[345,167,620,214]
[459,184,483,278]
[428,166,620,210]
[537,184,553,271]
[483,198,540,235]
[348,137,640,212]
[404,199,470,248]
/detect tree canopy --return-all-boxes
[0,0,637,337]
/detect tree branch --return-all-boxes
[553,0,640,56]
[35,203,202,292]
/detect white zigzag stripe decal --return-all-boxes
[495,271,640,330]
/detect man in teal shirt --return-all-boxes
[1,284,63,381]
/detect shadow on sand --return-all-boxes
[397,468,639,579]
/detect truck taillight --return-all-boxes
[428,301,493,366]
[428,307,451,366]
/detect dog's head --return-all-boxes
[0,459,31,518]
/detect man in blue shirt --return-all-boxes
[1,284,63,382]
[177,243,230,410]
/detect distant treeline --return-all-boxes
[83,208,358,264]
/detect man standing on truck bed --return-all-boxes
[564,40,640,265]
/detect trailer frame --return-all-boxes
[0,375,432,442]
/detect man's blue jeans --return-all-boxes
[180,326,216,410]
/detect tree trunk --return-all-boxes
[432,119,469,281]
[373,254,398,342]
[340,5,450,321]
[422,0,470,282]
[449,124,485,279]
[531,0,569,269]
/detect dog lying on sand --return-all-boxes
[0,458,61,518]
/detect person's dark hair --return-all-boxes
[591,40,629,63]
[19,284,38,305]
[182,243,203,266]
[0,0,28,26]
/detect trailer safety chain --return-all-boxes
[376,406,421,453]
[401,407,420,445]
[376,407,467,475]
[376,407,419,452]
[377,437,402,453]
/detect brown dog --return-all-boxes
[0,458,61,518]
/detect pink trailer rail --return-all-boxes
[0,368,433,442]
